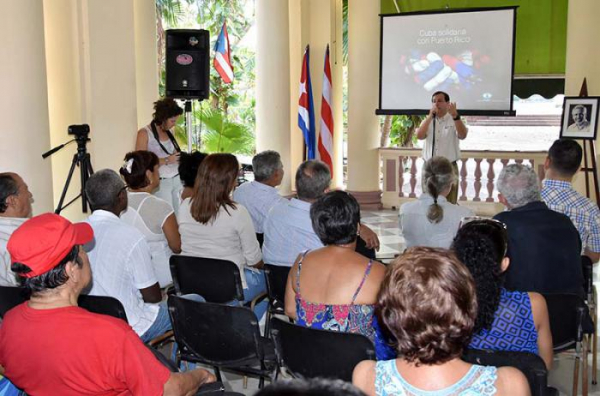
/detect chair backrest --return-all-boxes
[78,295,128,323]
[581,255,594,299]
[0,286,27,317]
[0,286,129,324]
[462,349,549,396]
[542,293,588,351]
[270,317,376,382]
[170,255,244,303]
[168,295,263,366]
[264,264,290,308]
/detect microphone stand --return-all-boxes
[431,114,436,159]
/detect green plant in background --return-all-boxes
[381,115,424,148]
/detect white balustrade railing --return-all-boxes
[380,148,548,216]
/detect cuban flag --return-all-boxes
[214,21,233,83]
[317,45,334,173]
[298,45,316,160]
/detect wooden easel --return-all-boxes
[577,78,600,207]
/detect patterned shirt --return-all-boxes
[541,179,600,254]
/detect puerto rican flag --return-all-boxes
[298,45,316,160]
[214,22,233,83]
[317,45,334,173]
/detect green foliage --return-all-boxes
[196,107,255,154]
[388,115,423,147]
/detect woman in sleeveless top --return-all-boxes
[400,156,473,249]
[353,247,530,396]
[135,98,183,212]
[452,219,553,369]
[119,151,181,288]
[284,191,393,359]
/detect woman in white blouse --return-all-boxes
[400,156,474,248]
[120,151,181,287]
[177,153,266,318]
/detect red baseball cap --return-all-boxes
[7,213,94,278]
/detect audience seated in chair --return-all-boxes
[178,151,207,202]
[494,163,584,297]
[400,156,473,249]
[84,169,169,342]
[352,247,530,396]
[263,160,380,267]
[0,213,214,395]
[541,138,600,263]
[120,151,181,288]
[452,219,553,369]
[0,173,33,287]
[177,153,267,319]
[233,150,286,240]
[284,190,393,360]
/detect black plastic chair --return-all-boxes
[263,264,291,337]
[462,349,557,396]
[167,295,277,389]
[0,286,28,317]
[170,255,245,303]
[270,317,376,382]
[543,293,592,396]
[0,286,128,323]
[582,255,597,384]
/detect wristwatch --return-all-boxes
[453,114,461,121]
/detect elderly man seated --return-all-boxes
[0,213,214,395]
[0,173,33,286]
[233,150,285,244]
[84,169,169,342]
[263,160,380,267]
[494,163,584,297]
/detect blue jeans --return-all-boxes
[141,301,172,343]
[239,268,268,320]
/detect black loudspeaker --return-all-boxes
[165,29,210,100]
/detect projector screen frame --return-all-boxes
[376,6,518,117]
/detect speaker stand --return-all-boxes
[185,100,194,153]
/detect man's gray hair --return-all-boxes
[296,160,331,200]
[573,104,587,116]
[0,173,18,213]
[496,163,541,209]
[85,169,125,211]
[252,150,282,182]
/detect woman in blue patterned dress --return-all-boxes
[284,191,394,359]
[353,247,529,396]
[452,219,553,369]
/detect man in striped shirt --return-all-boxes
[541,139,600,263]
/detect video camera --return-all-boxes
[68,124,90,137]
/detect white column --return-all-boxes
[565,0,600,199]
[0,0,54,214]
[134,0,159,127]
[256,0,292,195]
[346,0,381,208]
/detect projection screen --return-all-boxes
[377,7,517,116]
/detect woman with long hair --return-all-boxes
[452,219,553,369]
[400,156,473,248]
[353,247,529,396]
[177,153,266,318]
[136,98,183,211]
[120,150,181,288]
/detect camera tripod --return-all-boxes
[42,128,94,214]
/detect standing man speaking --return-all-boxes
[416,91,468,204]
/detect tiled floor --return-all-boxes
[200,209,600,395]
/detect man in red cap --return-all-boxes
[0,213,215,395]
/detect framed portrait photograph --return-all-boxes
[560,96,600,140]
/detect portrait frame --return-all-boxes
[560,96,600,140]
